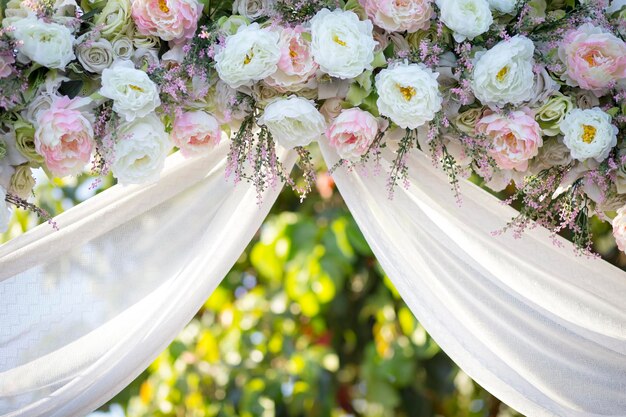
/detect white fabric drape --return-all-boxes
[319,141,626,417]
[0,142,295,417]
[2,137,626,417]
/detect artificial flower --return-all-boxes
[258,96,326,149]
[310,9,377,79]
[100,60,161,122]
[375,62,442,129]
[171,111,222,157]
[326,108,379,160]
[561,108,618,162]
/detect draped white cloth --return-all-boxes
[0,142,296,417]
[319,142,626,417]
[1,137,626,417]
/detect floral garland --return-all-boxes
[0,0,625,254]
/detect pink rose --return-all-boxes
[171,110,221,157]
[34,96,94,177]
[265,26,318,92]
[326,108,379,160]
[612,205,626,252]
[131,0,201,41]
[476,109,543,171]
[559,23,626,94]
[360,0,433,33]
[0,52,15,79]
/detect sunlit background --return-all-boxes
[4,147,624,417]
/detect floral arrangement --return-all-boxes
[0,0,625,254]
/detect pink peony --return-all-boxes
[171,111,221,157]
[34,96,95,177]
[559,23,626,94]
[360,0,434,33]
[0,52,14,79]
[131,0,201,41]
[613,205,626,252]
[265,26,319,92]
[326,108,379,160]
[476,109,543,171]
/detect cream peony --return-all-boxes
[472,36,535,108]
[11,16,75,70]
[561,108,618,162]
[258,96,326,149]
[99,60,161,122]
[435,0,493,42]
[111,113,172,184]
[375,62,442,129]
[310,9,377,79]
[214,23,281,88]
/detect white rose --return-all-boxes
[232,0,274,20]
[258,96,326,149]
[11,16,75,70]
[99,60,161,122]
[561,108,618,162]
[488,0,518,13]
[310,9,377,79]
[76,35,114,74]
[0,186,11,233]
[375,62,442,129]
[436,0,493,42]
[111,113,172,184]
[214,23,281,89]
[472,36,535,108]
[112,37,134,60]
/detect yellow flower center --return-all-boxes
[397,84,416,101]
[243,49,254,65]
[583,51,600,67]
[496,66,509,81]
[582,124,597,144]
[290,49,298,59]
[333,35,347,47]
[129,84,144,92]
[158,0,170,13]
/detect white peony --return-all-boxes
[375,62,442,129]
[488,0,517,13]
[11,16,75,70]
[0,186,10,233]
[436,0,493,42]
[258,96,326,149]
[99,60,160,122]
[111,113,172,184]
[561,108,618,162]
[310,9,377,79]
[214,23,281,88]
[472,36,535,108]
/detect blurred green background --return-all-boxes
[4,155,623,417]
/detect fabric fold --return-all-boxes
[0,142,296,417]
[319,141,626,417]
